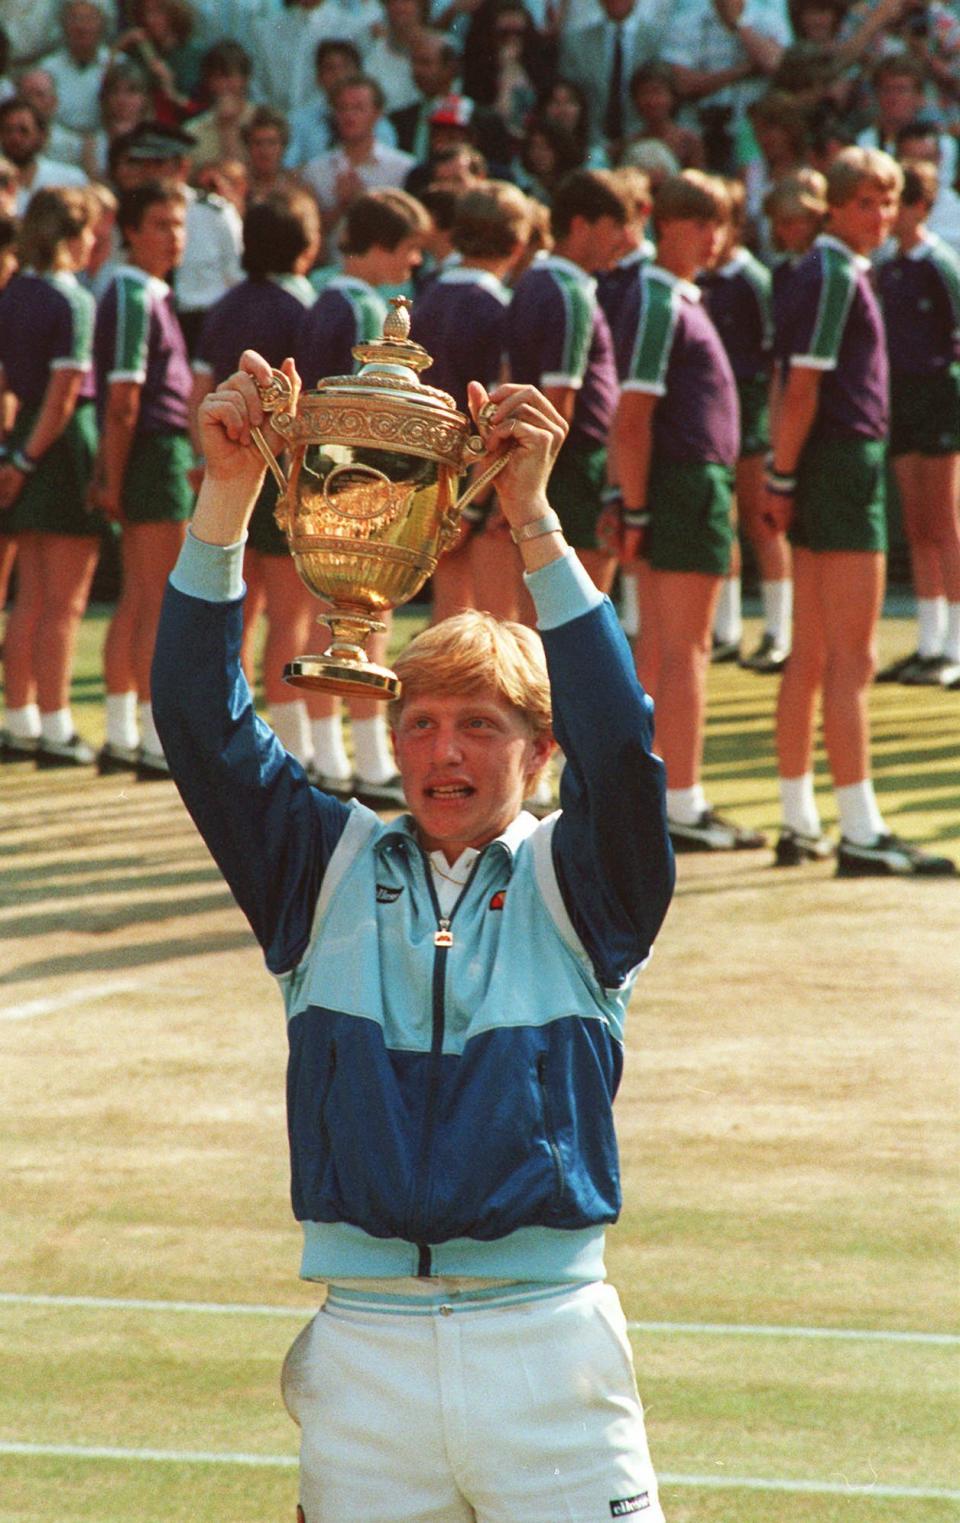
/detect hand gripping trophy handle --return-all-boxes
[250,368,296,498]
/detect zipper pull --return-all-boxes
[434,918,453,948]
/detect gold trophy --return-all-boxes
[250,296,506,701]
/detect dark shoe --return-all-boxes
[308,767,354,799]
[98,742,141,776]
[774,827,834,867]
[36,733,95,768]
[137,747,170,780]
[353,773,406,809]
[669,809,767,852]
[875,649,921,683]
[902,655,960,688]
[740,631,789,674]
[836,833,957,878]
[710,636,741,664]
[0,730,39,761]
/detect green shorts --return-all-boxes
[737,374,771,458]
[889,366,960,457]
[6,401,100,537]
[791,435,887,553]
[546,439,607,551]
[246,472,288,556]
[647,458,735,575]
[122,431,195,524]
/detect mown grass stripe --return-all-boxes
[1,1444,956,1500]
[1,1293,956,1346]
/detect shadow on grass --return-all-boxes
[0,862,222,910]
[0,929,256,984]
[0,888,236,942]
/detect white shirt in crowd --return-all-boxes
[38,43,111,134]
[301,141,416,216]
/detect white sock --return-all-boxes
[779,773,821,837]
[106,692,138,749]
[620,571,640,638]
[944,601,960,663]
[762,579,792,648]
[138,702,163,758]
[835,779,886,846]
[270,700,312,765]
[351,713,394,785]
[917,596,946,659]
[310,714,351,781]
[40,708,73,744]
[666,783,707,825]
[4,702,41,739]
[713,577,742,644]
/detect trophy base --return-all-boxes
[283,655,401,702]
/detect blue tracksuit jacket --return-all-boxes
[152,539,674,1282]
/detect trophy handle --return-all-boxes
[251,368,296,495]
[453,451,510,518]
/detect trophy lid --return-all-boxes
[308,295,461,418]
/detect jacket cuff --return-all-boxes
[525,549,604,631]
[169,529,247,602]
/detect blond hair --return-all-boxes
[826,146,903,207]
[452,181,532,259]
[763,167,827,222]
[390,611,552,739]
[653,169,729,230]
[17,186,92,271]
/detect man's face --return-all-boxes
[411,38,455,99]
[335,85,380,144]
[317,49,356,100]
[392,690,551,860]
[247,126,285,174]
[897,132,938,165]
[876,73,922,131]
[829,181,899,254]
[430,148,476,188]
[64,1,104,63]
[0,109,44,168]
[125,199,187,274]
[18,73,58,124]
[376,231,423,284]
[586,213,630,270]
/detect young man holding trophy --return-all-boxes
[152,345,675,1523]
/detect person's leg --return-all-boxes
[818,549,885,794]
[712,527,742,660]
[904,452,960,682]
[576,546,618,596]
[887,454,946,678]
[260,553,315,765]
[32,534,99,764]
[1,532,43,753]
[632,560,660,701]
[124,520,187,771]
[774,547,832,864]
[738,453,792,669]
[0,533,17,621]
[470,517,526,621]
[432,527,477,623]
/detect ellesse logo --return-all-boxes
[488,890,506,911]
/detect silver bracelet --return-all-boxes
[510,508,562,544]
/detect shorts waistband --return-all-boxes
[324,1280,582,1318]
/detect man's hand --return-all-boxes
[466,381,567,535]
[199,350,299,488]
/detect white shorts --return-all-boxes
[281,1279,665,1523]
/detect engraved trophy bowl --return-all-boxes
[250,296,506,701]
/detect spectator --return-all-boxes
[302,76,415,242]
[191,188,323,764]
[84,60,152,179]
[79,177,119,298]
[285,38,385,170]
[362,0,425,115]
[424,142,486,189]
[0,157,18,216]
[242,105,301,201]
[112,0,205,125]
[625,62,706,169]
[194,151,248,212]
[559,0,677,156]
[3,0,78,72]
[460,0,557,136]
[16,68,87,168]
[91,176,195,778]
[858,55,957,191]
[536,76,604,167]
[261,0,376,118]
[115,120,243,352]
[187,40,256,168]
[0,187,100,767]
[743,89,811,247]
[389,28,460,160]
[662,0,792,173]
[896,117,960,253]
[405,93,511,195]
[619,134,681,184]
[515,115,585,202]
[39,0,110,136]
[0,98,87,214]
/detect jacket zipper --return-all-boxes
[409,847,485,1276]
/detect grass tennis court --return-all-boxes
[1,601,957,1522]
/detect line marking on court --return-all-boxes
[0,1443,957,1500]
[1,1293,957,1346]
[0,981,144,1023]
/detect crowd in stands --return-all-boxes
[0,0,957,876]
